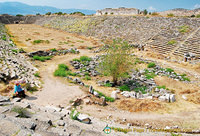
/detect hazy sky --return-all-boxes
[0,0,200,11]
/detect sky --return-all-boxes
[0,0,200,11]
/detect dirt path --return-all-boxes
[29,50,93,107]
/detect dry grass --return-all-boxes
[5,24,99,52]
[117,99,162,112]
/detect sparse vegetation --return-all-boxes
[98,39,133,85]
[196,14,200,18]
[178,25,189,33]
[96,90,115,102]
[32,40,50,45]
[16,14,23,17]
[143,9,148,15]
[70,109,80,120]
[168,40,177,45]
[11,106,30,118]
[83,75,91,80]
[119,85,130,91]
[70,12,85,16]
[24,83,38,94]
[152,12,159,16]
[34,72,40,78]
[167,13,174,17]
[54,64,76,77]
[1,35,6,41]
[11,49,18,53]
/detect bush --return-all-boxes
[58,64,69,70]
[168,40,177,45]
[147,62,156,68]
[191,15,195,17]
[72,58,80,62]
[70,12,85,16]
[119,85,130,91]
[80,56,92,62]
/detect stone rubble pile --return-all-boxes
[0,24,40,87]
[70,56,100,77]
[27,48,79,57]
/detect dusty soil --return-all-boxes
[5,24,200,130]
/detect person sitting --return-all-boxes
[13,83,26,98]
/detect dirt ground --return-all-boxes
[5,24,200,130]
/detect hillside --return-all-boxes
[0,2,96,15]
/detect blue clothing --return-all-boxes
[14,85,23,93]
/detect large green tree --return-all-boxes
[98,39,133,85]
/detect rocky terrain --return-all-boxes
[0,24,40,87]
[0,15,200,136]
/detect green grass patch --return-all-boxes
[33,55,52,62]
[178,25,189,33]
[147,62,156,68]
[134,86,147,94]
[119,85,130,91]
[104,83,112,87]
[165,68,174,73]
[83,75,91,80]
[50,48,57,52]
[134,58,145,64]
[80,56,92,62]
[168,40,177,45]
[12,49,18,53]
[96,90,115,102]
[156,85,166,89]
[24,83,38,94]
[54,64,76,77]
[34,72,40,78]
[145,73,156,79]
[87,47,93,50]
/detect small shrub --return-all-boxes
[147,62,156,68]
[80,56,92,62]
[87,47,93,50]
[34,72,40,78]
[134,58,145,64]
[25,38,31,41]
[72,58,80,62]
[168,40,177,45]
[119,85,130,91]
[12,49,18,53]
[54,69,67,77]
[134,86,147,94]
[165,68,174,73]
[51,48,57,52]
[84,75,91,80]
[58,64,69,70]
[66,71,77,76]
[1,35,6,41]
[191,15,195,17]
[32,40,50,45]
[16,14,23,17]
[104,83,112,87]
[157,85,166,89]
